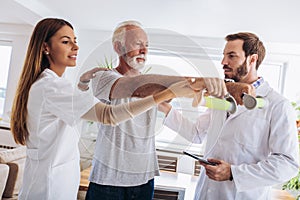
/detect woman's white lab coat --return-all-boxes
[18,69,98,200]
[164,81,299,200]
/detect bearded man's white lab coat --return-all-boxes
[164,81,299,200]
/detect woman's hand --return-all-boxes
[158,102,172,115]
[187,77,228,107]
[78,67,108,91]
[154,78,228,107]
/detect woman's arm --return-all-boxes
[82,80,218,125]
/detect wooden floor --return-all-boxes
[272,190,295,200]
[79,167,91,191]
[79,167,296,200]
[77,167,90,200]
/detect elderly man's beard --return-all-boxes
[224,60,248,82]
[123,54,147,71]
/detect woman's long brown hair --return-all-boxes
[10,18,73,145]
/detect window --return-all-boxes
[257,62,286,94]
[0,41,12,117]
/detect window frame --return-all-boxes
[0,40,13,118]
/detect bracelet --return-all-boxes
[77,82,89,91]
[79,80,90,86]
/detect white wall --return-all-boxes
[65,29,113,85]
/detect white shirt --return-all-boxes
[164,81,299,200]
[89,70,159,186]
[19,69,98,200]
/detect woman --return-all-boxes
[10,18,226,200]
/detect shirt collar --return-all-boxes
[44,68,66,78]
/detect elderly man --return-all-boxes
[78,20,230,200]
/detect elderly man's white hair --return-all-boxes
[112,20,143,45]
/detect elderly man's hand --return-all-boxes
[226,82,256,105]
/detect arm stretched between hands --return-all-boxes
[82,80,196,125]
[110,75,228,100]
